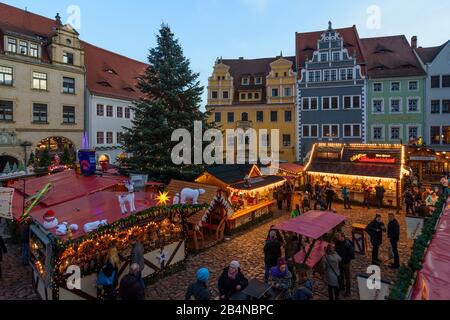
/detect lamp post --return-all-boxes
[20,141,33,166]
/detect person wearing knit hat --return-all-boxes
[185,268,211,300]
[218,260,248,300]
[197,267,210,282]
[269,258,293,299]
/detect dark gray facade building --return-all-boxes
[296,23,367,161]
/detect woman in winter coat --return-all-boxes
[218,260,249,300]
[322,244,342,300]
[269,258,293,300]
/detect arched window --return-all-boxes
[241,112,249,121]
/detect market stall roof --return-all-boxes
[306,143,404,180]
[411,198,450,300]
[30,191,157,240]
[10,170,124,207]
[203,164,260,185]
[274,211,347,239]
[167,180,221,205]
[278,163,305,175]
[229,176,286,191]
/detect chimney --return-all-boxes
[411,36,417,49]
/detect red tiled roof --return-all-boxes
[295,25,367,75]
[0,2,58,38]
[416,41,450,64]
[83,41,148,101]
[361,35,426,78]
[220,56,296,104]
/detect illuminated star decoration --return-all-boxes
[156,191,171,206]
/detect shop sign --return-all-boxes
[350,153,396,164]
[0,187,14,220]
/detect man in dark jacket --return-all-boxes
[0,235,7,278]
[404,188,415,215]
[375,183,386,210]
[264,231,281,283]
[218,261,248,300]
[366,215,386,265]
[119,263,145,300]
[325,186,335,211]
[130,235,144,287]
[334,232,355,297]
[387,213,400,269]
[186,268,211,300]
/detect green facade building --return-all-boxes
[362,36,427,144]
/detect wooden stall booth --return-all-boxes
[196,164,286,232]
[407,146,450,184]
[10,171,204,300]
[167,180,233,251]
[305,143,408,211]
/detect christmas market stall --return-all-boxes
[167,180,233,251]
[274,210,347,270]
[407,146,450,184]
[305,143,408,210]
[11,170,204,300]
[196,164,286,232]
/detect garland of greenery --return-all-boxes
[389,197,446,300]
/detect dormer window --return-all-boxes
[63,52,74,65]
[242,77,249,85]
[19,41,28,55]
[320,52,328,62]
[98,81,111,87]
[255,77,263,85]
[106,68,117,75]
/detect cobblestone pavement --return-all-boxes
[0,243,39,300]
[146,204,412,300]
[0,203,411,300]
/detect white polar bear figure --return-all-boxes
[180,188,206,205]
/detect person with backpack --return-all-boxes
[185,268,211,300]
[334,232,355,297]
[322,244,342,300]
[366,214,386,265]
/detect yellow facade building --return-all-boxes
[0,8,85,170]
[206,55,297,163]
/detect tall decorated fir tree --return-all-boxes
[122,24,209,181]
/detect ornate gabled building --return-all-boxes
[296,22,367,162]
[206,55,297,162]
[361,35,426,145]
[0,3,85,171]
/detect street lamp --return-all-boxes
[20,141,33,166]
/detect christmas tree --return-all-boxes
[39,148,52,168]
[28,152,35,166]
[61,147,73,165]
[121,24,210,181]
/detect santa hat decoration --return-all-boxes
[42,210,59,230]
